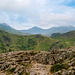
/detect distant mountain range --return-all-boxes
[20,26,75,35]
[0,23,75,35]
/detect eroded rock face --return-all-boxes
[53,68,75,75]
[33,49,74,65]
[0,48,75,75]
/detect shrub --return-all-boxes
[50,63,69,73]
[58,59,63,64]
[9,67,16,73]
[50,64,63,73]
[26,72,29,75]
[19,72,23,75]
[69,55,75,60]
[72,62,75,66]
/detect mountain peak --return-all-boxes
[0,23,9,26]
[31,26,41,29]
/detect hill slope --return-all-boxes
[51,30,75,48]
[0,29,67,53]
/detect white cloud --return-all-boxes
[38,13,75,28]
[0,0,75,29]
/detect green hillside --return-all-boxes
[51,31,75,48]
[0,30,67,53]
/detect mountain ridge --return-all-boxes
[0,23,75,36]
[20,26,75,35]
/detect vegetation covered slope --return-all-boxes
[51,30,75,48]
[0,29,66,53]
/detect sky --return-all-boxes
[0,0,75,30]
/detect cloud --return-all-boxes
[0,0,75,29]
[38,13,75,28]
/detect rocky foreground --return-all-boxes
[0,47,75,75]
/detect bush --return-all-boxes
[50,63,69,73]
[50,64,63,73]
[26,72,29,75]
[58,59,63,64]
[9,67,16,73]
[69,55,75,60]
[19,72,23,75]
[72,62,75,66]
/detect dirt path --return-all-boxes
[30,63,52,75]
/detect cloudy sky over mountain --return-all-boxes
[0,0,75,30]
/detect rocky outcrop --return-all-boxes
[0,47,75,75]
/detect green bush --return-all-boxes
[50,64,63,73]
[58,59,63,64]
[69,55,75,60]
[18,72,23,75]
[26,72,29,75]
[72,62,75,66]
[50,63,69,73]
[9,67,16,73]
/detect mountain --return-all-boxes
[43,26,75,35]
[0,23,22,34]
[20,26,75,35]
[20,26,46,34]
[0,29,67,53]
[0,23,30,35]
